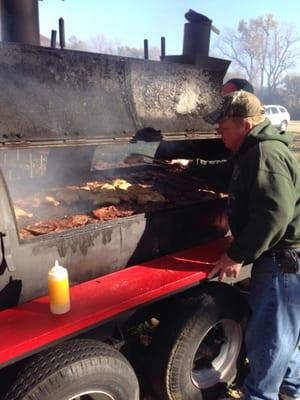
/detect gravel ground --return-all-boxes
[288,120,300,132]
[289,121,300,160]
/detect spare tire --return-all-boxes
[4,339,139,400]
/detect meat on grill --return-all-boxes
[52,189,81,205]
[14,206,33,220]
[25,220,59,235]
[61,214,91,227]
[92,189,121,206]
[14,174,224,240]
[25,214,91,236]
[44,196,60,207]
[92,205,135,220]
[136,191,167,205]
[112,178,132,190]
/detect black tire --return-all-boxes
[4,339,139,400]
[147,288,245,400]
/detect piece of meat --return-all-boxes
[99,183,116,191]
[54,214,91,231]
[136,191,167,205]
[14,206,33,219]
[85,181,104,190]
[112,179,132,190]
[67,214,90,226]
[126,184,167,204]
[44,196,60,207]
[92,189,121,206]
[53,189,81,205]
[125,184,147,201]
[25,214,91,236]
[19,228,34,240]
[115,188,132,202]
[79,185,91,191]
[25,220,59,235]
[77,189,95,202]
[92,205,135,220]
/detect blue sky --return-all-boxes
[39,1,300,56]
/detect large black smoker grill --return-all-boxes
[0,1,230,310]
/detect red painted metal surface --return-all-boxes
[0,236,231,368]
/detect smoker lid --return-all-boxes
[0,43,225,145]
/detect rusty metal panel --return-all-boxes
[0,44,224,143]
[127,59,220,132]
[0,44,137,141]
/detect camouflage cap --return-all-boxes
[204,90,265,124]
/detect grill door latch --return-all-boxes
[0,232,15,273]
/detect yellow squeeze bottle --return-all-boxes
[48,260,71,314]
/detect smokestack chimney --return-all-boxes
[0,0,40,45]
[182,9,212,63]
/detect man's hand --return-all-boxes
[207,253,242,281]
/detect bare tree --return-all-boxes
[67,35,88,51]
[215,15,300,93]
[116,46,144,59]
[65,33,160,60]
[117,45,160,60]
[87,34,160,60]
[148,46,160,61]
[88,34,121,54]
[264,25,299,92]
[283,74,300,103]
[214,27,259,84]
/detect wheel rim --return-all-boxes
[191,319,242,389]
[68,392,115,400]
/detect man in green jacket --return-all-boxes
[205,90,300,400]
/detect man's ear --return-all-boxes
[244,118,253,132]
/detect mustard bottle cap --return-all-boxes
[48,260,68,279]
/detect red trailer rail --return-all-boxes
[0,236,232,368]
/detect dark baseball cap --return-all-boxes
[224,78,254,94]
[204,90,265,125]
